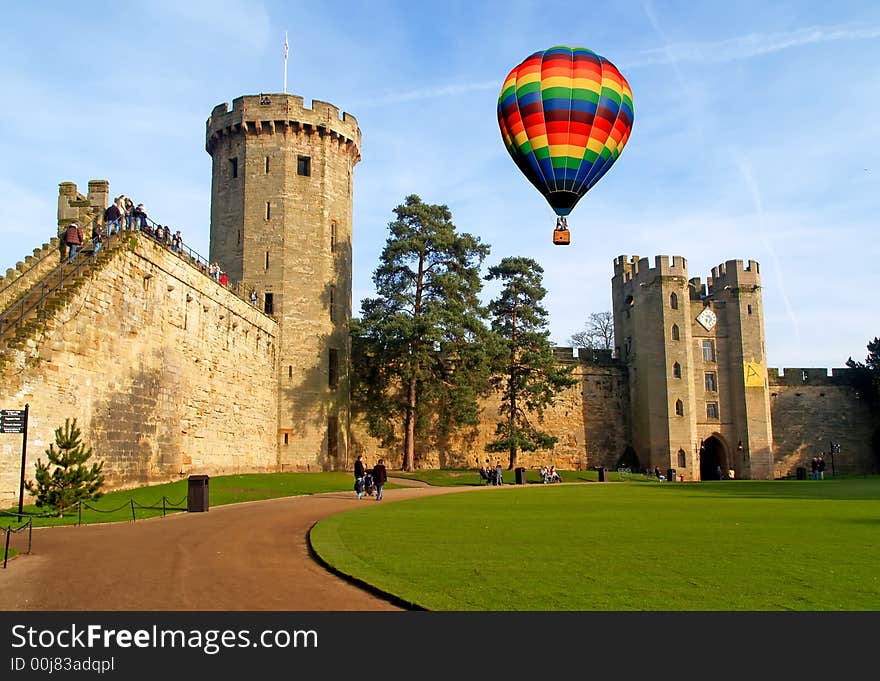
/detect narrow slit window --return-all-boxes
[329,349,338,389]
[747,304,753,315]
[329,286,336,321]
[670,292,678,309]
[297,155,311,176]
[671,324,680,341]
[330,221,337,252]
[677,449,687,468]
[229,157,238,178]
[263,292,274,315]
[283,432,289,445]
[265,202,271,220]
[327,415,338,458]
[288,365,293,379]
[265,251,269,271]
[673,362,682,379]
[265,156,270,174]
[675,399,684,416]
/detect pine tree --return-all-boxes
[484,257,577,470]
[352,195,492,471]
[25,418,105,517]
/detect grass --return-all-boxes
[1,471,374,527]
[309,475,880,610]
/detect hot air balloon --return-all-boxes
[497,46,634,245]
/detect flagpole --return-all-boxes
[283,31,288,94]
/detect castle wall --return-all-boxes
[768,368,876,477]
[0,238,63,316]
[0,235,278,507]
[351,352,630,472]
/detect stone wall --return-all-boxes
[0,238,63,316]
[350,350,630,473]
[769,368,876,477]
[0,233,279,507]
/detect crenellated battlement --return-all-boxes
[768,367,860,386]
[707,259,760,294]
[688,277,707,300]
[612,254,688,288]
[206,93,361,156]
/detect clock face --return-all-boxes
[696,307,717,331]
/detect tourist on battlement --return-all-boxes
[104,199,122,237]
[91,221,104,259]
[154,224,165,242]
[171,230,182,252]
[64,221,83,263]
[134,203,147,231]
[219,270,228,286]
[123,197,134,230]
[249,288,258,306]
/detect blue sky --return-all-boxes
[1,1,878,370]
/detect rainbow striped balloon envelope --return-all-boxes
[498,45,634,218]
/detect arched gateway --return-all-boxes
[699,436,729,481]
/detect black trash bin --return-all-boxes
[667,468,676,482]
[187,475,210,512]
[515,467,527,485]
[597,466,606,482]
[796,466,807,480]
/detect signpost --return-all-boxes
[1,404,29,520]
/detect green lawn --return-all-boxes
[309,476,880,610]
[1,471,369,527]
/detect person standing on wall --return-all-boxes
[91,221,104,259]
[372,457,388,501]
[64,221,83,263]
[354,454,366,500]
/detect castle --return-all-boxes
[0,93,874,506]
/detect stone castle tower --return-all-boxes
[611,255,774,480]
[206,94,361,470]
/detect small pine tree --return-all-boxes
[25,418,105,517]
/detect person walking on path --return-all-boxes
[817,455,826,480]
[354,454,366,500]
[810,456,819,480]
[372,458,388,501]
[64,222,84,263]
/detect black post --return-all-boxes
[3,528,10,569]
[17,404,29,522]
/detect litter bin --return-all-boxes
[667,468,676,482]
[514,467,527,485]
[796,466,807,480]
[187,475,210,512]
[596,466,606,482]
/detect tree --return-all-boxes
[569,311,614,350]
[25,418,105,517]
[484,257,577,470]
[352,195,491,471]
[846,337,880,467]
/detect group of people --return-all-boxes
[810,455,826,480]
[353,454,388,501]
[479,461,504,486]
[208,262,228,286]
[539,465,562,483]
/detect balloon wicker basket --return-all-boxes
[553,228,570,246]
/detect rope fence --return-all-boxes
[2,518,32,568]
[0,494,187,526]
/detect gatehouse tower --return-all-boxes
[206,94,361,470]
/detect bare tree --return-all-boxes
[569,311,614,350]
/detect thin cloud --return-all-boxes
[628,21,880,67]
[354,80,499,107]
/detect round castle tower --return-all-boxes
[206,94,361,470]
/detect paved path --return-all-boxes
[0,480,468,611]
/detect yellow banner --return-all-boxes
[744,360,764,388]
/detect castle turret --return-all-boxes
[206,94,361,470]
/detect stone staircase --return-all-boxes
[0,218,125,354]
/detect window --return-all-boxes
[229,157,238,178]
[671,324,679,341]
[288,365,292,379]
[327,415,338,458]
[329,349,338,389]
[747,304,753,315]
[624,336,632,357]
[702,340,715,362]
[265,201,271,220]
[707,402,719,419]
[675,399,684,416]
[705,372,717,391]
[677,449,687,468]
[672,362,681,379]
[264,292,274,315]
[330,221,337,252]
[670,292,678,309]
[283,432,289,445]
[265,156,270,174]
[297,155,311,176]
[265,250,269,271]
